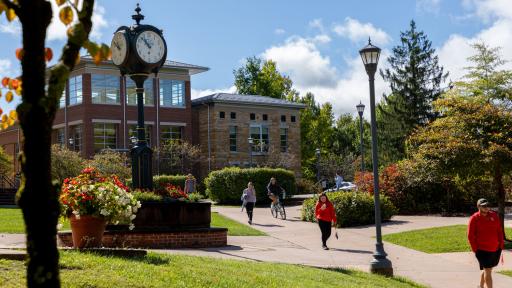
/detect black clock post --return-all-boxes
[111,4,167,190]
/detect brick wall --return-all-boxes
[58,227,228,249]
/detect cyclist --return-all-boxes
[267,177,285,206]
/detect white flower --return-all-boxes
[130,214,136,220]
[132,206,138,214]
[114,221,119,225]
[72,210,80,220]
[136,201,142,208]
[129,224,135,230]
[100,209,110,216]
[56,223,63,230]
[98,187,106,192]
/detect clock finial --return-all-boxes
[132,3,144,25]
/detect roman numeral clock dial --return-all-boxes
[136,30,165,64]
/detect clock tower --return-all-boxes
[111,4,167,190]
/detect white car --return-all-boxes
[324,182,356,192]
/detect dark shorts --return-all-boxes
[475,249,502,270]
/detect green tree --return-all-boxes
[409,43,512,238]
[379,20,448,161]
[51,145,86,184]
[156,140,201,175]
[0,146,13,177]
[233,56,295,99]
[89,150,131,181]
[0,1,109,286]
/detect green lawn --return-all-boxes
[499,271,512,277]
[211,212,266,236]
[383,225,512,253]
[0,251,425,288]
[0,208,264,236]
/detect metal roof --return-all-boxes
[192,93,306,109]
[80,55,209,75]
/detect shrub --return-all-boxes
[51,145,86,184]
[296,178,322,195]
[301,191,397,227]
[89,150,131,182]
[132,190,163,202]
[188,193,204,202]
[126,174,187,194]
[204,167,296,204]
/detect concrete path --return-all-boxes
[158,205,512,288]
[1,207,511,287]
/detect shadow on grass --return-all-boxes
[321,267,426,287]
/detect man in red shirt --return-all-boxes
[467,198,504,288]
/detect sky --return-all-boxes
[0,0,511,118]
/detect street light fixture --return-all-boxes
[248,137,253,168]
[315,148,321,182]
[68,137,74,150]
[356,101,365,172]
[359,37,393,276]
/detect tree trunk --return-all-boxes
[493,163,507,241]
[15,1,59,287]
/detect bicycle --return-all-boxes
[269,191,286,220]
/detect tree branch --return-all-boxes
[0,0,21,16]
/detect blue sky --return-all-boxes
[0,0,511,116]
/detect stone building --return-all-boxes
[191,93,305,178]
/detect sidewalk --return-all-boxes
[1,207,511,287]
[160,205,512,288]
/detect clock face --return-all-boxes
[111,32,128,66]
[135,30,166,64]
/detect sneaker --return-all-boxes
[322,245,328,250]
[248,220,252,225]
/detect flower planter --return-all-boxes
[69,215,107,248]
[132,201,211,230]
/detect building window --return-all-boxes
[93,123,117,152]
[250,125,269,153]
[250,113,255,120]
[160,126,182,143]
[262,114,268,121]
[91,74,120,104]
[281,115,286,122]
[59,89,66,108]
[280,128,288,152]
[128,125,152,147]
[291,115,296,123]
[55,128,65,147]
[219,111,225,119]
[230,112,236,119]
[69,75,82,105]
[70,125,82,152]
[229,126,237,152]
[159,79,185,107]
[126,78,154,106]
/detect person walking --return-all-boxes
[184,174,196,194]
[468,198,504,288]
[242,182,257,225]
[315,193,337,250]
[335,173,343,191]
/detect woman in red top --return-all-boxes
[315,193,337,250]
[467,198,504,288]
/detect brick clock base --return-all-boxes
[58,227,228,249]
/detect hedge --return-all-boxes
[301,191,397,228]
[127,175,187,194]
[204,167,296,204]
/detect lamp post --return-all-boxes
[315,148,321,182]
[248,137,253,168]
[68,137,74,150]
[359,38,393,276]
[356,101,365,172]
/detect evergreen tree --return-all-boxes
[378,20,448,162]
[233,56,295,99]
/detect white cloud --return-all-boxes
[191,86,237,99]
[416,0,442,14]
[438,1,512,81]
[309,19,324,31]
[0,21,21,36]
[48,2,109,41]
[312,34,331,44]
[0,59,13,76]
[274,28,286,35]
[333,17,391,46]
[262,36,338,89]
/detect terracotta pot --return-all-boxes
[69,215,107,248]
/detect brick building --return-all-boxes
[0,59,305,189]
[191,93,305,178]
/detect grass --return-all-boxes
[383,225,512,253]
[0,208,264,236]
[0,251,426,288]
[211,212,266,236]
[499,271,512,277]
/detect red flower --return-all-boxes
[81,167,95,174]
